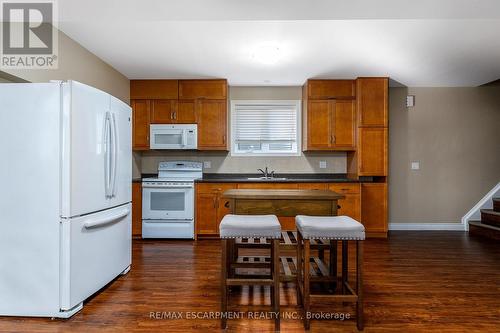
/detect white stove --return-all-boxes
[142,161,202,239]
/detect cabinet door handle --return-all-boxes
[332,135,336,143]
[222,135,226,144]
[170,111,174,120]
[173,111,177,119]
[224,201,229,208]
[337,205,341,209]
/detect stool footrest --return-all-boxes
[235,255,332,282]
[235,231,330,250]
[226,278,274,286]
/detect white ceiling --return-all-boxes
[58,0,500,86]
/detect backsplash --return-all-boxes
[133,86,347,177]
[139,150,347,174]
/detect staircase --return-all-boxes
[469,198,500,240]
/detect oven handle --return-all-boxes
[142,184,194,189]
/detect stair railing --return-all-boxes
[462,182,500,231]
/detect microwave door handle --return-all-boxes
[182,130,187,147]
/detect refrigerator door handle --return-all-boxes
[110,113,118,197]
[83,207,130,229]
[104,112,112,198]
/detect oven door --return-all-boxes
[142,183,194,220]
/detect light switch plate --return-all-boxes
[406,95,415,107]
[319,161,327,169]
[203,161,211,169]
[411,161,420,170]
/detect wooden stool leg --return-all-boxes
[221,239,228,329]
[356,241,364,331]
[296,231,303,306]
[270,239,275,309]
[329,240,337,291]
[272,239,280,331]
[342,240,348,295]
[303,238,311,330]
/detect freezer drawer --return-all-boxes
[142,219,194,239]
[60,204,132,310]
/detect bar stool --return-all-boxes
[220,214,281,331]
[295,215,365,331]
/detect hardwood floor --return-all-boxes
[0,232,499,332]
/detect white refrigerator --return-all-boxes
[0,81,132,318]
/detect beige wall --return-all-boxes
[389,87,500,224]
[3,30,129,103]
[140,86,347,175]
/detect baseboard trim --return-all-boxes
[389,223,465,231]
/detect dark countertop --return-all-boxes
[134,173,371,183]
[196,173,366,183]
[134,173,370,183]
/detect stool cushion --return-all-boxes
[295,215,365,240]
[219,214,281,239]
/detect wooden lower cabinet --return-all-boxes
[328,184,361,221]
[194,181,387,238]
[361,183,388,236]
[132,182,142,238]
[297,183,328,190]
[195,183,236,237]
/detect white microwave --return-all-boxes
[150,124,197,150]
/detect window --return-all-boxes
[231,100,301,156]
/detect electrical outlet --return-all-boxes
[319,161,327,169]
[203,161,211,169]
[411,161,420,170]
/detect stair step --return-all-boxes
[481,209,500,227]
[493,198,500,212]
[469,221,500,241]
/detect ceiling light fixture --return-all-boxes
[251,43,282,65]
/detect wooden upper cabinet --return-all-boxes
[358,127,388,176]
[307,100,331,149]
[305,100,356,151]
[130,80,178,99]
[332,100,356,149]
[196,99,227,150]
[176,100,197,123]
[357,78,388,127]
[151,100,197,124]
[305,80,355,99]
[151,100,176,124]
[178,79,227,100]
[361,183,388,234]
[131,100,151,150]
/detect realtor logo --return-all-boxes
[1,0,58,69]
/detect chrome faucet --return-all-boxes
[257,167,275,178]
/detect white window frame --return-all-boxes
[230,100,302,157]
